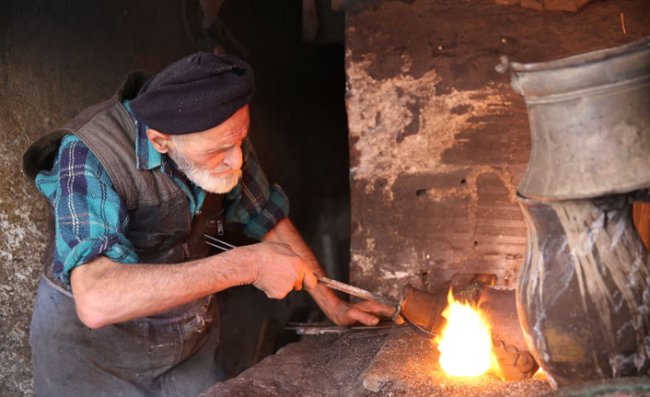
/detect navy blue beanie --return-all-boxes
[130,52,255,135]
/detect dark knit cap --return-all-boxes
[130,52,254,135]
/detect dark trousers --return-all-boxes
[30,277,224,396]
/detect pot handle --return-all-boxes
[632,189,650,203]
[495,56,525,95]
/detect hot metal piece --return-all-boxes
[398,285,447,338]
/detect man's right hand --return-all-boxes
[237,242,318,299]
[71,242,318,329]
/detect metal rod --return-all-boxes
[204,234,236,249]
[204,240,232,251]
[286,322,395,335]
[203,235,233,252]
[316,275,397,307]
[203,235,397,306]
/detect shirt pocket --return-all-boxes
[127,231,174,253]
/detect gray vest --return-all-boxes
[26,74,225,396]
[23,73,224,289]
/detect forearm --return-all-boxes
[70,250,255,328]
[262,218,342,315]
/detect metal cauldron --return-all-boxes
[516,192,650,387]
[498,37,650,201]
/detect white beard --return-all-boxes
[168,145,242,194]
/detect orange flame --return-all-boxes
[436,289,499,377]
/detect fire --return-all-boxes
[436,289,497,377]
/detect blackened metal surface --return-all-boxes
[517,194,650,386]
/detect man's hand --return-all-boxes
[239,242,318,299]
[324,298,396,327]
[262,218,398,327]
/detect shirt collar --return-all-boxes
[122,100,167,172]
[122,100,207,211]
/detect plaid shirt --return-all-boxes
[35,101,289,287]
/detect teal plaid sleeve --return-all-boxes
[225,138,290,239]
[35,135,138,287]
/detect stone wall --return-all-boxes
[345,0,650,298]
[0,2,197,394]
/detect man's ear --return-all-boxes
[146,129,172,154]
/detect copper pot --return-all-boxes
[499,37,650,200]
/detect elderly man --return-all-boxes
[24,53,389,396]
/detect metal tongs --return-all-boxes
[204,234,448,338]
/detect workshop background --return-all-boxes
[1,0,649,395]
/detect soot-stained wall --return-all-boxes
[345,0,650,298]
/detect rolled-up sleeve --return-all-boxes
[224,138,290,240]
[35,135,138,287]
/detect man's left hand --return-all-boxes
[325,299,396,327]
